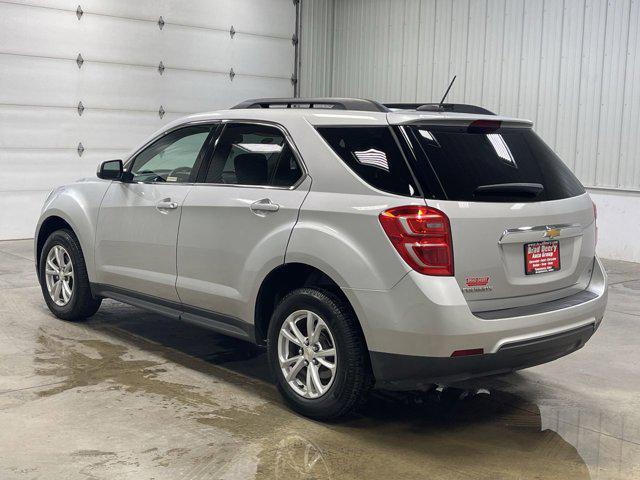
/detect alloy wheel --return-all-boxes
[44,245,74,306]
[277,310,337,399]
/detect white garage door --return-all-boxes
[0,0,297,239]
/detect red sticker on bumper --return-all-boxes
[465,276,490,287]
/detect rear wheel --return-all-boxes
[39,229,101,321]
[267,287,372,420]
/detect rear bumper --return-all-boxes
[342,256,607,389]
[370,323,595,389]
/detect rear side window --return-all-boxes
[317,126,420,197]
[203,123,302,187]
[407,126,585,202]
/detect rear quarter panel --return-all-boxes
[286,191,419,290]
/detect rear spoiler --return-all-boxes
[384,103,496,115]
[387,114,533,129]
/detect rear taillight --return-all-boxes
[592,200,598,248]
[379,205,454,276]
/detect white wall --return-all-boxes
[589,189,640,263]
[300,0,640,262]
[0,0,297,239]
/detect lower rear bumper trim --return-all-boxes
[370,323,595,390]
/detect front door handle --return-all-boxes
[250,198,280,214]
[156,199,178,211]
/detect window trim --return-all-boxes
[194,119,309,191]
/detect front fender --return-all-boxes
[35,180,111,282]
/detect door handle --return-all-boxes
[156,199,178,211]
[250,198,280,214]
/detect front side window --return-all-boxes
[317,126,420,197]
[130,125,214,183]
[203,123,303,187]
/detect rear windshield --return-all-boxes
[406,125,585,202]
[317,126,420,197]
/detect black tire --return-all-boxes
[267,287,372,420]
[38,229,101,321]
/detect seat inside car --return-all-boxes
[234,153,268,185]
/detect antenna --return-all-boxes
[438,75,457,108]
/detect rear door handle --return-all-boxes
[250,198,280,214]
[156,199,178,211]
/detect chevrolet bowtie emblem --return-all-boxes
[544,227,561,239]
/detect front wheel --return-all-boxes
[39,229,101,321]
[267,288,372,420]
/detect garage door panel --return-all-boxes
[77,111,170,149]
[78,64,162,111]
[0,108,167,150]
[0,56,77,107]
[165,0,295,39]
[0,13,294,84]
[6,0,295,39]
[227,36,294,78]
[0,4,78,59]
[5,1,167,20]
[224,76,294,104]
[0,108,80,148]
[0,191,51,240]
[159,28,234,73]
[159,72,292,112]
[0,150,121,191]
[160,29,293,78]
[78,15,162,67]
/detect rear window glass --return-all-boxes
[407,126,585,202]
[317,126,420,197]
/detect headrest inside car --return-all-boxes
[234,153,268,185]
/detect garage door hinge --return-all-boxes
[77,101,84,116]
[158,61,165,75]
[77,142,84,157]
[291,74,297,86]
[76,5,83,20]
[229,68,235,81]
[158,106,165,119]
[292,0,300,5]
[291,33,298,46]
[76,53,84,69]
[158,16,165,30]
[230,26,235,39]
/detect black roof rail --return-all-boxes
[384,102,496,115]
[231,97,389,113]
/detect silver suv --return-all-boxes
[35,98,607,419]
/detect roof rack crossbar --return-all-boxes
[384,102,496,115]
[231,97,389,113]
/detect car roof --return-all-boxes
[167,106,532,130]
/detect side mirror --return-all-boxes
[97,159,125,181]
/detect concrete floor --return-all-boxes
[0,239,639,479]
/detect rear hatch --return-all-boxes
[391,114,596,311]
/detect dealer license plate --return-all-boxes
[524,240,560,275]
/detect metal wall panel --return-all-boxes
[300,0,640,191]
[299,0,334,96]
[0,0,296,239]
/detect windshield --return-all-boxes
[404,125,585,202]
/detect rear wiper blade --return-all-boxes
[473,183,544,198]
